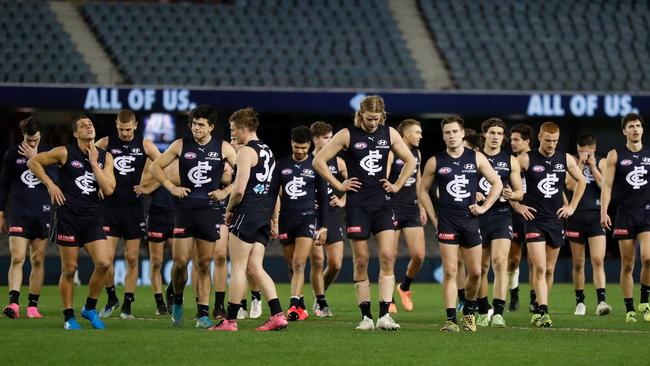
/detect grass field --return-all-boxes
[1,283,649,365]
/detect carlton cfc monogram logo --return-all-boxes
[360,150,382,176]
[583,166,594,183]
[113,155,136,175]
[20,170,41,188]
[188,161,212,187]
[446,174,470,201]
[75,171,96,195]
[478,176,491,194]
[285,176,307,200]
[537,173,559,198]
[626,166,648,189]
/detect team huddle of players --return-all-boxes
[2,95,650,332]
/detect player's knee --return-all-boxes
[354,254,369,269]
[328,258,342,273]
[621,258,635,273]
[150,258,162,271]
[29,253,43,269]
[533,265,546,277]
[572,260,584,272]
[61,265,77,279]
[10,255,25,267]
[466,267,481,281]
[443,267,457,281]
[412,252,425,266]
[379,251,396,266]
[590,257,604,269]
[545,265,555,275]
[196,261,211,274]
[94,260,111,273]
[125,253,138,268]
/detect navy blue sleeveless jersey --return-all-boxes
[613,146,650,208]
[177,137,224,209]
[239,139,277,210]
[388,146,419,207]
[104,134,147,206]
[276,154,328,218]
[60,143,107,215]
[575,159,602,211]
[435,148,479,216]
[523,149,567,219]
[344,124,391,206]
[0,144,55,217]
[149,186,175,214]
[479,149,511,215]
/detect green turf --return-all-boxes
[1,283,648,365]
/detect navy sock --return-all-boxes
[538,304,549,315]
[463,299,476,315]
[251,290,261,301]
[359,301,372,319]
[446,308,457,323]
[226,302,241,320]
[299,296,305,309]
[400,276,414,291]
[240,299,248,311]
[174,292,183,305]
[493,299,506,315]
[9,290,19,305]
[379,301,390,317]
[641,285,650,303]
[124,292,135,305]
[63,308,74,321]
[289,296,300,308]
[85,297,97,310]
[624,298,634,312]
[477,296,489,314]
[154,293,164,306]
[268,298,282,316]
[316,294,328,309]
[215,291,225,309]
[28,293,39,308]
[575,289,585,304]
[530,289,537,303]
[197,304,209,318]
[596,288,606,303]
[106,286,118,303]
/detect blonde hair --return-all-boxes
[354,95,386,128]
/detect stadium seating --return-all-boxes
[0,0,96,84]
[81,0,424,89]
[419,0,650,91]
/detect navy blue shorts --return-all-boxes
[229,208,272,246]
[525,217,564,248]
[479,211,513,246]
[278,211,318,245]
[147,209,174,242]
[392,204,422,229]
[511,212,526,244]
[437,212,482,248]
[102,203,146,240]
[612,206,650,240]
[55,207,106,247]
[323,209,345,244]
[345,205,395,240]
[565,210,605,243]
[173,207,221,242]
[8,214,51,240]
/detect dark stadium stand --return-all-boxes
[81,0,424,89]
[0,1,96,84]
[419,0,650,91]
